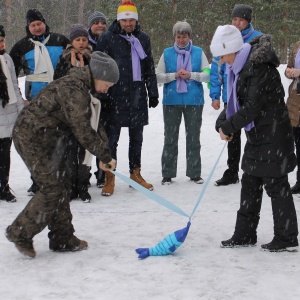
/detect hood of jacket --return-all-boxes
[249,34,280,67]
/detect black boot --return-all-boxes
[78,182,91,203]
[97,170,106,188]
[215,169,239,186]
[0,183,17,203]
[290,182,300,194]
[261,237,298,252]
[221,235,257,248]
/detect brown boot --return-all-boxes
[6,227,36,258]
[130,167,153,190]
[102,172,115,196]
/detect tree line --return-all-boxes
[0,0,299,64]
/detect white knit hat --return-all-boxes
[210,25,243,57]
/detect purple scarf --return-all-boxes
[119,34,147,81]
[226,43,254,131]
[295,49,300,69]
[174,41,192,93]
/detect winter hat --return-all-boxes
[70,24,88,42]
[90,51,119,83]
[117,0,138,21]
[88,11,107,29]
[210,25,243,57]
[0,25,5,37]
[26,9,46,25]
[231,4,253,23]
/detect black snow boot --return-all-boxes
[221,235,257,248]
[78,182,91,203]
[0,184,17,202]
[215,169,239,186]
[261,237,299,252]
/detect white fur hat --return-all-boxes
[210,25,243,57]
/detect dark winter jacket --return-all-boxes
[54,44,92,79]
[9,26,69,100]
[96,20,158,128]
[12,66,111,164]
[216,35,296,177]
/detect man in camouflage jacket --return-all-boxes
[6,52,119,258]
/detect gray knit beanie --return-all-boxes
[69,24,88,42]
[231,4,252,23]
[90,51,119,83]
[88,11,107,29]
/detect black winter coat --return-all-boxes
[216,35,296,178]
[96,20,158,128]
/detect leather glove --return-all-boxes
[149,97,159,108]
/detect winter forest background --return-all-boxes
[1,0,300,64]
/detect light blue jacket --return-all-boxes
[163,45,204,105]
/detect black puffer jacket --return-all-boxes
[216,35,296,177]
[96,20,158,128]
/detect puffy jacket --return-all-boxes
[216,35,296,177]
[0,53,24,138]
[9,26,69,100]
[96,20,158,128]
[13,66,111,163]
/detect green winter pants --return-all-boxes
[161,105,203,178]
[7,133,75,244]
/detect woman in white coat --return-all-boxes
[0,25,24,202]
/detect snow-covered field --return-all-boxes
[0,66,299,300]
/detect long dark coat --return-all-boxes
[216,35,296,178]
[96,20,158,128]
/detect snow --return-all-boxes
[1,65,299,300]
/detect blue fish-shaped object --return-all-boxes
[136,221,191,259]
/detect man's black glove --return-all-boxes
[149,97,159,108]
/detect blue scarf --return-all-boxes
[119,34,147,81]
[226,43,254,131]
[242,24,254,42]
[174,40,192,93]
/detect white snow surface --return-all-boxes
[1,65,299,300]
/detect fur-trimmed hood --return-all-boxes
[249,34,280,67]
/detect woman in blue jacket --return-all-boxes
[156,21,210,185]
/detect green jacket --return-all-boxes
[13,66,111,164]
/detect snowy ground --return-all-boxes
[0,66,299,300]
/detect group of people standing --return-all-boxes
[1,1,299,257]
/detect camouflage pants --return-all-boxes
[7,132,75,245]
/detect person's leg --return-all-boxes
[0,137,12,185]
[161,105,182,179]
[77,142,92,202]
[101,125,121,196]
[215,130,241,186]
[128,126,143,173]
[183,105,203,179]
[262,175,298,251]
[128,126,153,189]
[221,172,262,247]
[291,127,300,193]
[65,135,79,200]
[0,137,16,202]
[6,136,81,256]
